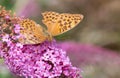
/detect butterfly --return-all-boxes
[19,11,84,44]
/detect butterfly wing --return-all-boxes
[19,19,51,44]
[42,11,84,36]
[42,11,59,34]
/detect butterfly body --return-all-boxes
[19,12,84,44]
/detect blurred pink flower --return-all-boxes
[17,0,40,17]
[58,41,120,66]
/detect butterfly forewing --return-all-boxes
[42,12,59,32]
[42,12,84,36]
[19,19,52,44]
[54,13,83,36]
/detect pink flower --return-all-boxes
[0,7,82,77]
[0,12,80,78]
[1,41,81,78]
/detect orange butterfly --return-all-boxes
[19,11,84,44]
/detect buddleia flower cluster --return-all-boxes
[0,6,82,78]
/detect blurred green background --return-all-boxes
[0,0,120,78]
